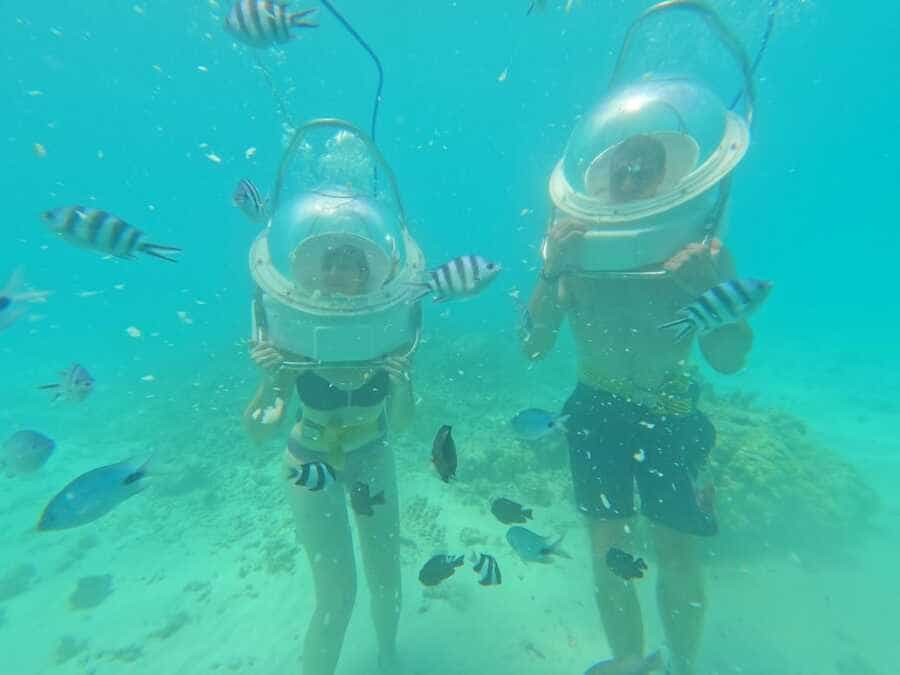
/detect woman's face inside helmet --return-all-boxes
[319,244,370,295]
[609,134,667,203]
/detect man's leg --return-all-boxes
[650,523,705,675]
[588,517,644,659]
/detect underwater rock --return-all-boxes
[0,562,37,602]
[68,574,114,610]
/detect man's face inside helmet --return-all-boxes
[609,135,667,203]
[320,244,370,295]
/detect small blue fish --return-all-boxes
[0,268,50,331]
[38,363,94,403]
[232,178,269,224]
[584,649,666,674]
[511,408,569,441]
[1,430,55,476]
[506,526,570,563]
[37,456,153,531]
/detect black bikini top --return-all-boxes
[296,369,390,411]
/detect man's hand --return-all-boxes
[250,342,285,372]
[382,353,411,383]
[663,239,724,290]
[542,219,588,278]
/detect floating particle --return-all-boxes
[125,326,142,338]
[245,147,257,159]
[96,150,104,160]
[27,90,44,97]
[497,67,509,83]
[76,290,103,298]
[133,5,145,15]
[176,310,193,325]
[633,448,646,463]
[33,143,47,158]
[196,65,208,73]
[519,208,532,217]
[113,283,126,291]
[205,153,222,164]
[140,374,155,382]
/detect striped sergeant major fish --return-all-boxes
[470,552,502,586]
[41,206,180,262]
[224,1,317,49]
[659,278,773,341]
[287,460,335,492]
[412,255,502,303]
[232,178,269,224]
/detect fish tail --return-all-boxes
[555,414,571,433]
[138,242,181,262]
[290,8,318,28]
[549,533,572,559]
[370,490,386,505]
[657,317,695,342]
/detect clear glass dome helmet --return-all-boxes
[250,119,424,366]
[547,0,755,274]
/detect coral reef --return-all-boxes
[702,390,881,557]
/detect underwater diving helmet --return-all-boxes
[249,119,424,366]
[546,1,756,275]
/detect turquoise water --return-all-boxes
[1,1,897,674]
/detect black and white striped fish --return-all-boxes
[659,278,773,341]
[232,178,269,224]
[412,255,502,303]
[223,1,317,49]
[41,207,180,262]
[287,460,335,491]
[471,552,502,586]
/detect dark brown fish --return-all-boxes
[490,497,533,524]
[350,481,385,516]
[431,424,457,482]
[418,554,464,587]
[606,547,648,580]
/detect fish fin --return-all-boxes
[290,8,318,28]
[370,490,386,505]
[523,508,533,520]
[548,533,572,559]
[555,414,571,433]
[139,242,181,262]
[657,317,695,342]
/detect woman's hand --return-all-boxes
[250,341,286,372]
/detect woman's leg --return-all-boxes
[345,440,402,669]
[284,453,357,675]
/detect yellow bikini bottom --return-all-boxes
[292,415,386,470]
